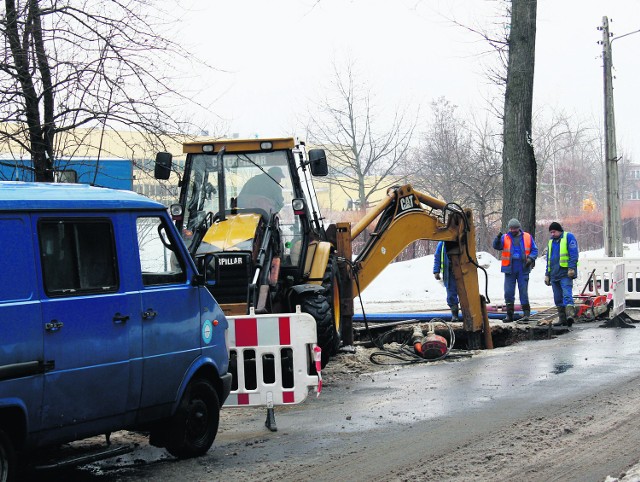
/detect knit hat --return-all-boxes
[549,221,563,232]
[507,218,521,229]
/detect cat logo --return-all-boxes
[218,257,244,266]
[399,194,416,212]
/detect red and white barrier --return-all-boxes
[224,308,320,407]
[578,256,639,307]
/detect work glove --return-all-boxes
[544,275,551,286]
[567,268,576,279]
[434,272,441,280]
[524,257,534,269]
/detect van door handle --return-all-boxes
[113,313,130,324]
[142,309,157,320]
[45,320,64,331]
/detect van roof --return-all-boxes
[0,181,164,211]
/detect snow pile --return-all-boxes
[356,250,554,313]
[355,243,640,313]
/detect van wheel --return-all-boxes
[165,378,220,459]
[0,428,15,482]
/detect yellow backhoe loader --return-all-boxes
[155,137,490,367]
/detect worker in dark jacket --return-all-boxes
[237,166,285,213]
[433,241,459,321]
[493,219,538,323]
[545,222,579,326]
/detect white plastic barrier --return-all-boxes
[577,256,640,304]
[611,263,626,317]
[224,308,319,407]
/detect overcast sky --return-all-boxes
[179,0,640,158]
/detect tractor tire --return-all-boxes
[322,256,342,356]
[299,291,336,369]
[164,378,220,459]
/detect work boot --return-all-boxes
[553,306,567,326]
[504,303,515,323]
[516,304,531,325]
[450,304,460,321]
[565,305,575,327]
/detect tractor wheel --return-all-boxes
[299,291,336,369]
[322,256,342,356]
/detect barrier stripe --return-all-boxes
[235,318,257,347]
[257,316,279,346]
[279,316,291,345]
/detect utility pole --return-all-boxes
[601,16,624,257]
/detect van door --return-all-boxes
[38,216,138,434]
[0,215,43,433]
[134,215,201,411]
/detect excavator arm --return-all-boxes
[334,185,489,349]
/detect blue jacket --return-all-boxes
[546,231,579,280]
[433,241,454,286]
[492,230,538,274]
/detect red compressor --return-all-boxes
[412,325,449,360]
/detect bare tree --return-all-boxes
[501,0,537,235]
[0,0,208,181]
[407,97,502,251]
[408,98,471,202]
[534,111,603,222]
[306,62,416,212]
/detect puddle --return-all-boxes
[552,362,574,374]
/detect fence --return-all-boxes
[577,257,640,305]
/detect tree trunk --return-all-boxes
[5,0,54,181]
[502,0,537,237]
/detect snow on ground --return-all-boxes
[355,250,554,314]
[355,244,640,314]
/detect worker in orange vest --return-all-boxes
[492,218,538,323]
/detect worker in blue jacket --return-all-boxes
[545,221,579,326]
[493,218,538,323]
[433,241,459,321]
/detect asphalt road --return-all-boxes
[29,317,640,482]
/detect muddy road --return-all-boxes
[30,319,640,482]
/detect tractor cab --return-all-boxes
[155,138,330,317]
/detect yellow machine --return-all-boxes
[155,137,490,367]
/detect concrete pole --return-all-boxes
[602,16,624,257]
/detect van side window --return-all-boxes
[39,219,118,296]
[137,216,186,286]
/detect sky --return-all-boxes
[178,0,640,158]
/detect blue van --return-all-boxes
[0,181,231,479]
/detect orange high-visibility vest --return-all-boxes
[501,232,532,267]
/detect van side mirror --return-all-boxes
[194,253,216,284]
[155,152,173,180]
[308,149,328,176]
